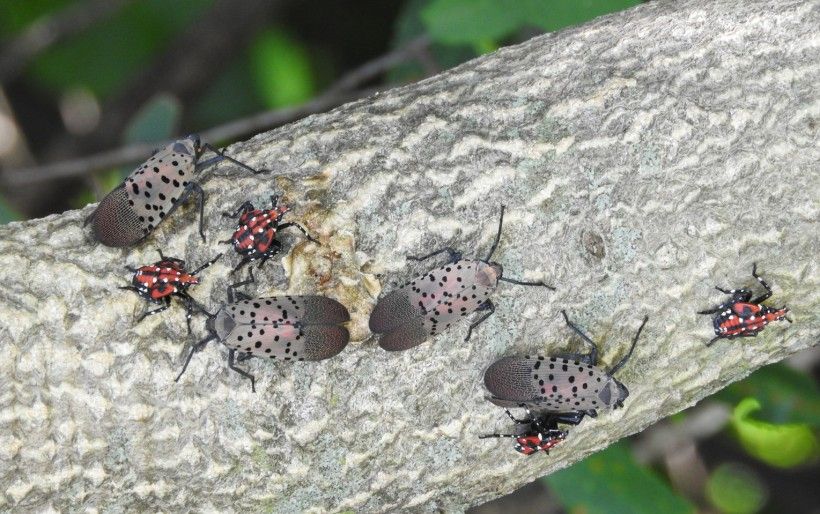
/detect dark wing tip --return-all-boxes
[90,186,144,247]
[369,288,419,334]
[300,296,350,324]
[301,326,349,360]
[377,317,429,351]
[484,356,539,401]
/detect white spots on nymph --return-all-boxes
[727,315,735,320]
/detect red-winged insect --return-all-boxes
[121,252,222,332]
[222,195,318,272]
[479,408,569,456]
[86,134,264,247]
[698,263,790,346]
[175,270,350,392]
[484,311,648,425]
[369,206,554,351]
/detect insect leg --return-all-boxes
[227,349,256,392]
[191,253,223,275]
[505,409,532,424]
[227,269,255,303]
[278,222,320,244]
[223,201,255,219]
[560,310,598,365]
[136,298,171,322]
[750,263,773,303]
[167,181,207,242]
[464,300,495,342]
[478,432,518,439]
[407,247,462,263]
[553,412,586,426]
[177,291,211,316]
[697,307,721,315]
[175,332,218,383]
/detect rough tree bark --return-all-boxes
[1,0,818,511]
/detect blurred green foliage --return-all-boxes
[123,93,181,144]
[421,0,641,46]
[731,397,818,468]
[544,442,695,514]
[0,0,215,99]
[250,28,317,109]
[706,463,768,514]
[0,196,20,223]
[715,363,820,427]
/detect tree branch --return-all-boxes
[2,35,431,186]
[0,0,818,511]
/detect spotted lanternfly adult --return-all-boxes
[479,408,570,455]
[222,195,318,271]
[369,206,555,351]
[697,263,790,346]
[120,252,222,332]
[85,134,263,247]
[175,271,350,392]
[484,310,648,424]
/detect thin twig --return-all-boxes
[0,0,133,82]
[2,36,431,187]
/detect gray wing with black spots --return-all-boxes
[124,142,196,238]
[484,356,606,412]
[223,296,350,361]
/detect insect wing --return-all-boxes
[124,142,196,239]
[371,259,496,350]
[484,356,606,412]
[223,296,349,361]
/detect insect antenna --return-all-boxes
[175,329,218,383]
[484,205,505,261]
[608,315,649,376]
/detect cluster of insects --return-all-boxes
[89,135,794,456]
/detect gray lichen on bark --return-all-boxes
[1,0,819,511]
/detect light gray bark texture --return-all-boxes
[1,0,819,511]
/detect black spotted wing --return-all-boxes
[369,259,496,351]
[484,356,607,412]
[223,296,350,361]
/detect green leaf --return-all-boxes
[731,397,819,468]
[715,363,820,427]
[23,0,215,98]
[422,0,641,45]
[0,195,21,224]
[705,463,768,514]
[524,0,641,32]
[389,0,477,83]
[422,0,523,45]
[543,442,695,514]
[250,28,316,109]
[123,94,181,144]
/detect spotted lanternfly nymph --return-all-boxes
[479,408,569,455]
[86,134,264,247]
[369,206,555,351]
[484,310,648,424]
[698,263,790,346]
[175,271,350,392]
[222,195,318,272]
[121,252,222,333]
